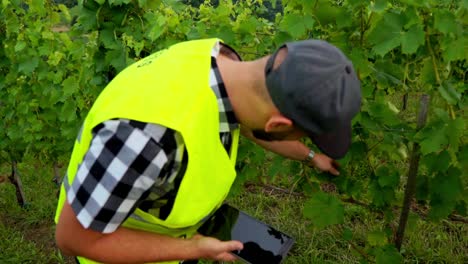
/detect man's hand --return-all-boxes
[192,234,243,262]
[56,201,242,263]
[308,153,340,176]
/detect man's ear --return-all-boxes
[264,114,293,132]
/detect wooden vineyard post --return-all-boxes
[394,94,430,250]
[8,160,27,207]
[53,161,61,186]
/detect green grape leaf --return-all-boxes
[99,29,120,49]
[267,155,285,180]
[371,0,388,13]
[300,181,320,196]
[48,51,65,66]
[109,0,132,6]
[14,41,27,52]
[58,4,72,23]
[369,180,396,207]
[367,230,387,246]
[463,0,468,9]
[375,245,403,264]
[398,0,425,7]
[336,9,353,29]
[459,144,468,171]
[441,36,467,62]
[437,82,462,105]
[367,101,401,126]
[137,0,148,7]
[250,146,266,164]
[422,151,451,175]
[147,16,167,41]
[429,196,456,220]
[280,13,314,38]
[433,108,450,121]
[376,166,400,188]
[417,123,448,155]
[432,168,463,201]
[434,10,458,35]
[313,0,341,25]
[348,49,373,79]
[217,26,236,44]
[401,24,424,54]
[288,160,302,176]
[373,59,405,88]
[368,12,405,57]
[59,101,77,122]
[348,0,364,7]
[402,6,420,27]
[238,16,258,34]
[420,58,436,85]
[303,192,344,229]
[361,83,374,98]
[62,77,79,98]
[105,49,127,72]
[303,15,315,29]
[429,168,463,220]
[18,57,39,75]
[29,0,46,14]
[446,117,465,151]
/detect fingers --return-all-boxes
[195,236,243,262]
[215,240,242,262]
[328,166,340,176]
[329,160,340,176]
[217,252,239,262]
[219,240,243,253]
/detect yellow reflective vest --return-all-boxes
[55,38,240,264]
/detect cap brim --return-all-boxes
[309,124,352,159]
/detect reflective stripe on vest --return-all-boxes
[55,38,239,264]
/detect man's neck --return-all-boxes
[216,54,272,128]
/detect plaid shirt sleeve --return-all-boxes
[67,119,178,233]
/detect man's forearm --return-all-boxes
[75,227,198,264]
[241,127,340,175]
[253,138,309,161]
[56,202,200,264]
[241,127,309,160]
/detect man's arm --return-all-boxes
[241,127,340,176]
[56,201,242,264]
[56,120,242,263]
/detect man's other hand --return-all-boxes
[191,234,243,262]
[309,153,340,176]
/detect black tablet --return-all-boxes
[197,204,295,264]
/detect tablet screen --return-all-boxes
[197,204,295,264]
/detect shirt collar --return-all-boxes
[210,42,240,133]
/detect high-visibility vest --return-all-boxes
[55,38,240,264]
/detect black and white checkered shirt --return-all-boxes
[67,42,241,233]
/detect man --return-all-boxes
[55,38,361,264]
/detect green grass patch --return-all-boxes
[226,185,467,263]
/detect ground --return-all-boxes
[0,161,467,263]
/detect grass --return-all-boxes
[227,185,467,264]
[0,161,73,264]
[0,159,466,264]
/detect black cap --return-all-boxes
[265,40,361,159]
